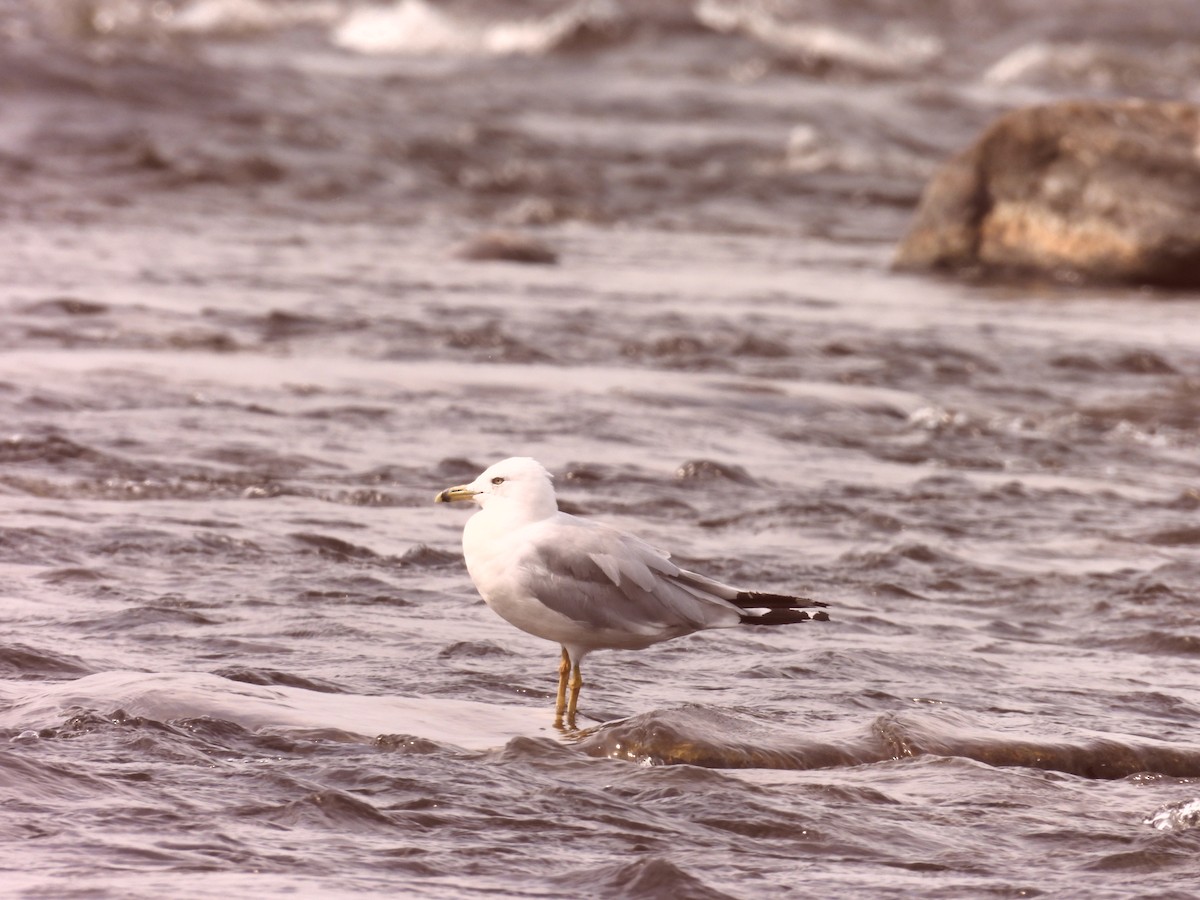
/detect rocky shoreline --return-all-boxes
[895,100,1200,288]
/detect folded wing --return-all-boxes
[514,513,826,637]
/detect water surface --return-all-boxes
[2,1,1200,896]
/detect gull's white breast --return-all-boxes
[462,509,592,646]
[462,509,678,655]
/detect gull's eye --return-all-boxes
[491,476,505,485]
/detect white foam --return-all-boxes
[169,0,341,36]
[332,0,621,57]
[1144,797,1200,831]
[695,0,940,75]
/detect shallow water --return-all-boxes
[3,1,1200,897]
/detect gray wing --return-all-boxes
[513,513,742,636]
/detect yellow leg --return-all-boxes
[566,661,583,730]
[553,647,570,728]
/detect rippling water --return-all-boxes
[3,1,1200,896]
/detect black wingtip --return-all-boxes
[734,589,831,626]
[739,608,831,626]
[734,590,830,610]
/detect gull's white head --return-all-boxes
[434,457,557,519]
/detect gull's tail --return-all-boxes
[734,591,830,626]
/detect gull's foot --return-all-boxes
[552,708,588,734]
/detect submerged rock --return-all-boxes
[576,706,1200,778]
[454,231,558,265]
[894,100,1200,288]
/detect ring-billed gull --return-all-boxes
[435,457,829,729]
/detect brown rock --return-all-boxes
[894,100,1200,287]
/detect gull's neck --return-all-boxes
[478,495,557,529]
[465,495,557,564]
